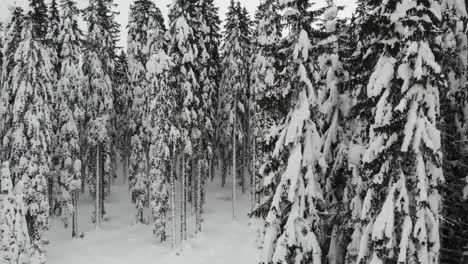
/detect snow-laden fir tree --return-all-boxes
[0,7,24,163]
[312,2,352,263]
[249,0,283,215]
[82,0,119,227]
[438,0,468,262]
[55,0,85,237]
[219,1,252,216]
[114,51,131,184]
[167,0,200,240]
[192,0,220,232]
[342,1,380,262]
[7,14,55,263]
[145,6,173,240]
[46,0,61,219]
[259,0,326,262]
[127,0,157,136]
[344,1,445,263]
[0,162,30,264]
[127,0,163,222]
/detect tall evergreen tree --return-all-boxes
[219,0,252,219]
[259,0,326,262]
[0,7,24,163]
[145,4,173,241]
[7,15,55,263]
[167,0,200,241]
[55,0,85,237]
[114,51,131,183]
[439,0,468,262]
[344,1,445,263]
[249,0,283,215]
[126,0,163,223]
[82,0,119,227]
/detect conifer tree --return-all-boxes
[7,14,55,263]
[145,6,173,240]
[249,0,283,215]
[439,0,468,262]
[82,0,119,228]
[259,0,325,262]
[56,0,85,237]
[344,1,445,263]
[192,0,221,232]
[219,0,252,218]
[114,51,131,183]
[0,7,24,163]
[127,0,163,223]
[167,0,200,241]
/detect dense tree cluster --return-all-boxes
[1,0,468,263]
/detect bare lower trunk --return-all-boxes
[232,115,237,221]
[196,160,202,233]
[171,146,176,249]
[123,153,128,184]
[95,146,101,229]
[180,154,187,242]
[72,190,79,238]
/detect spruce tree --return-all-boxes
[219,0,252,218]
[167,0,200,241]
[114,51,131,184]
[127,0,163,223]
[249,0,283,215]
[56,0,85,237]
[344,1,445,263]
[0,7,24,163]
[145,5,173,240]
[193,0,221,233]
[259,0,325,262]
[82,0,119,227]
[439,0,468,262]
[8,14,55,263]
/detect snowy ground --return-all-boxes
[46,164,261,264]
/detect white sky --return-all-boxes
[0,0,356,48]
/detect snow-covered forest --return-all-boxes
[0,0,468,263]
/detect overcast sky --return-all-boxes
[0,0,356,48]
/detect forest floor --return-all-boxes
[45,161,261,264]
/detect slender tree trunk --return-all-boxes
[123,152,127,184]
[251,127,256,212]
[171,145,176,249]
[81,143,86,194]
[181,154,186,242]
[95,146,101,229]
[72,189,78,238]
[196,160,202,233]
[232,107,237,221]
[221,154,226,188]
[100,147,105,218]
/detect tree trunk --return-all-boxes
[181,154,187,242]
[72,189,78,238]
[95,146,101,229]
[171,145,177,249]
[196,160,202,232]
[123,153,128,184]
[232,110,237,221]
[100,146,105,217]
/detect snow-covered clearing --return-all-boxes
[46,162,260,264]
